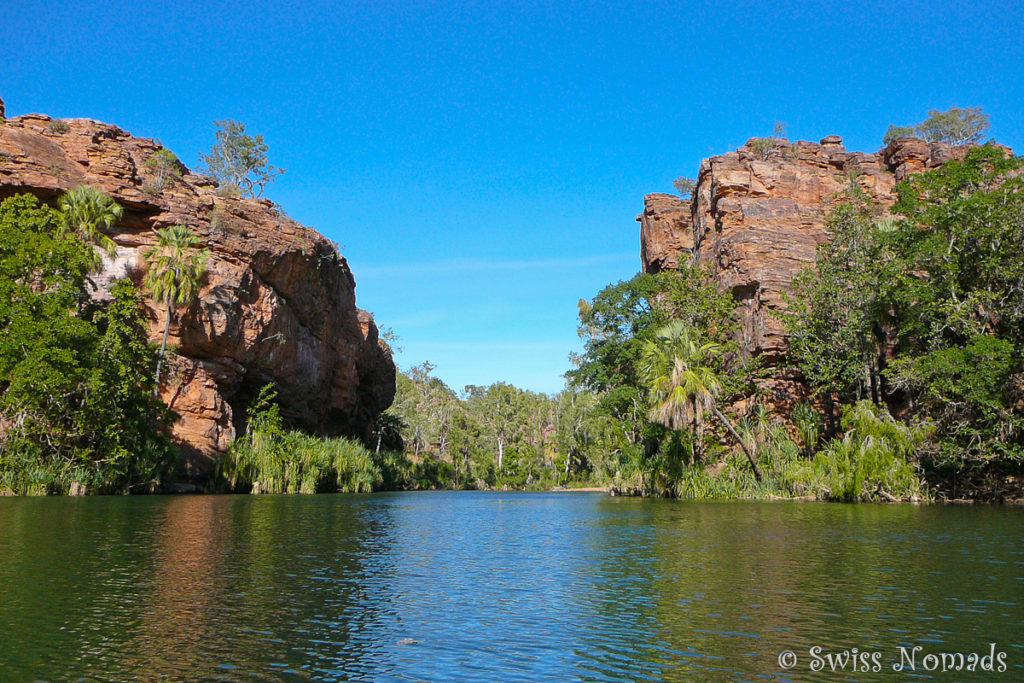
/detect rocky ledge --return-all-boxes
[0,112,395,478]
[638,135,1003,408]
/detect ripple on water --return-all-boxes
[0,494,1020,681]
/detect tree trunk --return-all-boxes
[497,439,504,473]
[154,307,172,396]
[709,400,762,481]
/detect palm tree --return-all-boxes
[59,185,122,265]
[143,225,210,390]
[638,321,761,481]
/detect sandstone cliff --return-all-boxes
[0,113,395,478]
[639,135,977,406]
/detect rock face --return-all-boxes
[0,113,396,478]
[639,135,976,406]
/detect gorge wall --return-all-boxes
[639,135,975,408]
[0,112,396,478]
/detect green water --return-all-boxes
[0,493,1020,681]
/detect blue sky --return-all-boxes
[4,0,1022,393]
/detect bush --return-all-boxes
[216,385,382,493]
[673,176,695,199]
[144,148,183,192]
[784,401,925,501]
[200,120,283,198]
[0,195,175,494]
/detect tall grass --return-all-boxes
[218,429,383,494]
[216,385,382,494]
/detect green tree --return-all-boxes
[883,106,990,145]
[143,225,210,389]
[786,184,891,409]
[673,176,695,199]
[200,119,283,197]
[0,194,174,493]
[883,145,1024,466]
[639,321,761,480]
[569,266,742,447]
[58,184,122,265]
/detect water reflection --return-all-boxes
[0,494,1020,681]
[119,496,232,674]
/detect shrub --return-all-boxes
[45,119,69,135]
[216,384,383,493]
[0,194,175,494]
[786,401,925,501]
[200,120,283,198]
[144,148,183,191]
[673,176,695,199]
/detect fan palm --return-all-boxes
[143,225,210,389]
[58,185,122,266]
[639,321,761,480]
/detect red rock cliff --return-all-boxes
[0,113,396,477]
[639,135,979,405]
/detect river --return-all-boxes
[0,492,1020,681]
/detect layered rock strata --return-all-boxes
[0,112,395,477]
[639,135,976,406]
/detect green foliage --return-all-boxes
[564,265,756,492]
[882,125,916,144]
[143,224,210,387]
[638,321,761,479]
[748,122,788,161]
[887,336,1023,466]
[144,148,183,192]
[786,184,889,404]
[569,266,739,424]
[143,225,210,308]
[45,119,69,134]
[0,195,175,494]
[883,106,990,145]
[788,144,1024,481]
[672,176,695,199]
[791,401,820,457]
[217,385,383,494]
[382,360,616,490]
[781,402,924,501]
[200,120,283,198]
[58,184,123,264]
[750,137,773,160]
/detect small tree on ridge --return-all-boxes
[200,120,284,198]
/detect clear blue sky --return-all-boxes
[4,1,1022,394]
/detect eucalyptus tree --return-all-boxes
[143,225,210,389]
[639,321,761,480]
[200,120,283,198]
[58,185,122,267]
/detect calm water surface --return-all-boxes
[0,492,1021,681]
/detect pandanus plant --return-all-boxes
[143,225,210,390]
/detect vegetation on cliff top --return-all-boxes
[883,106,990,145]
